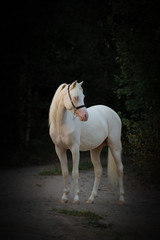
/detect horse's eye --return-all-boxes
[74,96,79,101]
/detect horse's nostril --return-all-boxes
[84,113,88,121]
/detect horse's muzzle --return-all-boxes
[77,107,89,121]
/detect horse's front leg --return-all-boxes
[55,146,69,203]
[71,144,80,204]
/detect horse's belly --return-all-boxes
[80,139,105,151]
[80,122,108,151]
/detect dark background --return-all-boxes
[1,0,160,181]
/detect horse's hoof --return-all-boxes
[86,199,94,204]
[72,199,80,204]
[118,200,125,205]
[61,198,68,204]
[119,195,125,205]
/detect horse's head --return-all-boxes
[63,80,88,121]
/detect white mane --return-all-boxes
[49,83,66,126]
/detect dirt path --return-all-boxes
[0,164,159,240]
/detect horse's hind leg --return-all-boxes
[87,144,103,204]
[55,146,69,203]
[108,139,125,203]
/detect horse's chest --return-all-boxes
[55,135,69,148]
[51,129,74,148]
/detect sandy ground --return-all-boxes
[0,162,160,240]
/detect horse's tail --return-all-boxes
[107,148,118,188]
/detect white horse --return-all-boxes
[49,80,124,204]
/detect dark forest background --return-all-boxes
[1,0,160,181]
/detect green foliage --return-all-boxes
[121,116,160,180]
[108,0,160,179]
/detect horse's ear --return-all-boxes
[60,84,67,91]
[79,81,83,86]
[70,80,77,89]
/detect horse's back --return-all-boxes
[87,105,121,128]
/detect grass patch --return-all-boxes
[58,209,101,219]
[53,209,111,229]
[36,183,42,187]
[39,167,62,176]
[79,161,93,170]
[39,160,93,176]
